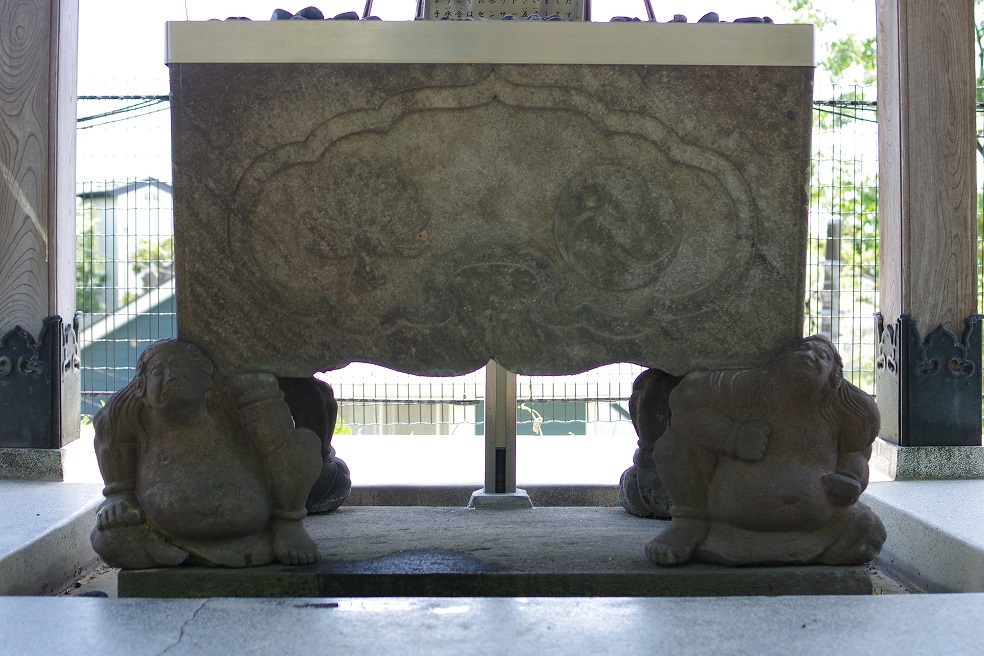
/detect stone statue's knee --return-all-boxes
[271,427,323,480]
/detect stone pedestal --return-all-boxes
[467,489,533,509]
[870,437,984,481]
[118,507,872,598]
[0,445,79,482]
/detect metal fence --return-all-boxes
[806,86,880,395]
[79,87,967,431]
[323,363,641,435]
[77,177,176,416]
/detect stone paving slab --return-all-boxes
[864,480,984,592]
[3,594,982,656]
[120,507,871,598]
[0,481,102,595]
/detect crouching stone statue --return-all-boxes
[90,339,350,568]
[640,335,886,567]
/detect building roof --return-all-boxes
[80,282,175,347]
[76,177,172,199]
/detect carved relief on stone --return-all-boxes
[216,72,768,375]
[90,339,349,568]
[634,335,886,566]
[554,164,681,292]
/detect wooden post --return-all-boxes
[0,0,80,452]
[876,0,980,446]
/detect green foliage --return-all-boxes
[823,35,876,86]
[812,94,876,134]
[131,236,174,278]
[779,0,874,87]
[81,400,105,427]
[780,0,834,28]
[75,200,106,314]
[334,416,353,436]
[829,166,878,282]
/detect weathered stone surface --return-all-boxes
[643,335,887,567]
[117,507,873,597]
[871,437,984,480]
[0,448,65,481]
[170,62,812,377]
[90,339,349,569]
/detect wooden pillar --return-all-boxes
[0,0,80,450]
[876,0,980,446]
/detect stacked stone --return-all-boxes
[611,12,774,23]
[270,7,378,20]
[212,6,779,23]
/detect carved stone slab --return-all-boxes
[170,38,812,376]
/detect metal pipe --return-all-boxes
[643,0,655,21]
[484,360,517,494]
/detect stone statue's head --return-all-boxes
[769,335,843,398]
[771,335,876,439]
[132,339,216,422]
[94,339,217,445]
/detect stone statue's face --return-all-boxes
[144,349,212,422]
[775,340,837,392]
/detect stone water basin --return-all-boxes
[166,21,815,377]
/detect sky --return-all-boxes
[75,0,877,183]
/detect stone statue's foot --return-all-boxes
[645,518,709,567]
[307,456,352,514]
[271,517,320,565]
[618,463,672,519]
[91,525,189,569]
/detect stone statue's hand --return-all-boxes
[729,420,770,461]
[96,493,144,530]
[822,471,863,506]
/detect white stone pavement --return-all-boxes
[2,594,984,655]
[3,430,984,653]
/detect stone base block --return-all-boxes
[0,448,69,481]
[0,481,103,595]
[120,561,873,599]
[467,488,534,510]
[871,437,984,481]
[118,507,872,598]
[0,436,95,482]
